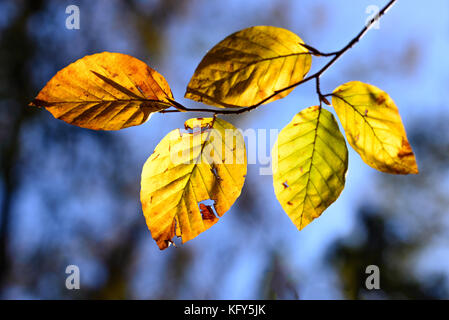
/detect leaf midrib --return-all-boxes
[299,107,322,229]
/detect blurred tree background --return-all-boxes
[1,0,448,299]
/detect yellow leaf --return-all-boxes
[332,81,418,174]
[185,26,312,108]
[272,106,348,230]
[140,117,247,249]
[29,52,173,130]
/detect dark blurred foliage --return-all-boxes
[327,115,449,299]
[260,252,299,299]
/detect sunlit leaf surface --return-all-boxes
[141,117,247,249]
[272,106,348,230]
[30,52,173,130]
[332,81,418,174]
[185,26,312,108]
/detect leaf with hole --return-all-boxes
[272,106,348,230]
[140,117,247,249]
[332,81,418,174]
[185,25,312,108]
[30,52,174,130]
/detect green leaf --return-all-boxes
[332,81,418,174]
[272,106,348,230]
[185,26,312,108]
[140,117,247,249]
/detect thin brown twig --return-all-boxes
[298,43,339,57]
[162,0,397,115]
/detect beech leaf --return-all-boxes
[185,26,312,108]
[30,52,174,130]
[332,81,418,174]
[140,117,247,249]
[272,106,348,230]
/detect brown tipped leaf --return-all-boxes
[332,81,418,174]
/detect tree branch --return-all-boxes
[164,0,397,115]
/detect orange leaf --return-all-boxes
[30,52,173,130]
